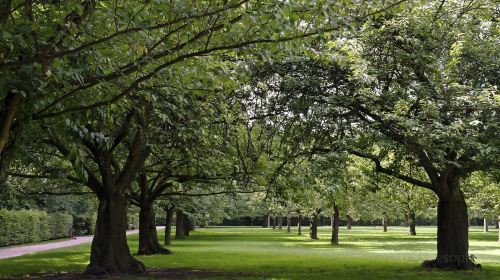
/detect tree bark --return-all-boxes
[297,214,302,235]
[422,186,477,269]
[309,212,318,239]
[331,204,339,245]
[498,215,500,242]
[408,211,417,236]
[138,206,171,255]
[286,215,291,233]
[495,216,499,229]
[483,217,488,232]
[346,215,352,230]
[84,195,145,275]
[272,215,276,229]
[262,214,269,228]
[278,215,282,230]
[164,207,174,245]
[175,210,185,240]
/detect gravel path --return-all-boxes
[0,227,164,260]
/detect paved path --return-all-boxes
[0,227,164,260]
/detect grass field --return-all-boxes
[0,226,498,279]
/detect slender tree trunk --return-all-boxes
[0,93,22,154]
[495,216,499,229]
[408,211,417,236]
[498,215,500,242]
[309,213,318,239]
[85,195,145,275]
[286,216,291,233]
[272,215,276,230]
[175,210,185,240]
[184,215,193,237]
[483,217,488,232]
[278,215,282,230]
[297,214,302,235]
[137,206,171,255]
[164,207,174,245]
[331,204,339,245]
[267,214,271,228]
[346,215,352,230]
[382,215,388,232]
[422,185,477,269]
[262,214,268,228]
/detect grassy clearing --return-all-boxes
[0,226,498,279]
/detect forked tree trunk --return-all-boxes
[286,216,291,233]
[309,213,318,239]
[408,211,417,236]
[175,210,185,240]
[483,217,488,232]
[331,204,339,245]
[422,186,477,269]
[85,195,145,275]
[138,206,171,255]
[346,215,352,230]
[297,214,302,235]
[164,207,174,245]
[278,215,282,230]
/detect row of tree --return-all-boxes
[0,0,498,274]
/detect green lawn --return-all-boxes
[0,226,499,279]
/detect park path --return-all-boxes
[0,226,165,260]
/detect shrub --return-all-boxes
[73,213,96,236]
[0,209,73,247]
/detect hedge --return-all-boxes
[0,209,73,247]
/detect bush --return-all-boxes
[73,213,96,236]
[0,209,73,247]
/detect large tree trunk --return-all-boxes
[495,216,499,229]
[262,214,269,228]
[138,206,171,255]
[331,204,339,245]
[346,215,352,230]
[309,213,318,239]
[164,207,174,245]
[483,217,488,232]
[297,214,302,235]
[175,210,185,240]
[422,186,477,269]
[85,195,145,275]
[286,216,291,233]
[278,215,282,230]
[408,211,417,236]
